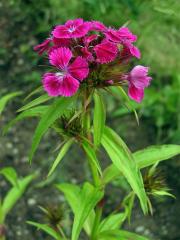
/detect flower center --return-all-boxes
[56,72,65,81]
[68,26,76,33]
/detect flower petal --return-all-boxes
[68,57,89,81]
[70,23,90,38]
[80,47,94,62]
[118,27,137,42]
[52,37,71,47]
[83,34,98,46]
[34,39,51,55]
[52,25,70,38]
[130,65,152,88]
[42,73,62,97]
[58,74,80,97]
[65,18,84,28]
[105,29,121,42]
[128,85,144,103]
[94,41,118,63]
[129,44,141,59]
[49,47,72,69]
[90,21,107,31]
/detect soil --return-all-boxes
[0,84,180,240]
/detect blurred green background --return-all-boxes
[0,0,180,239]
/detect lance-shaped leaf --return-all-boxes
[72,182,103,240]
[102,164,120,184]
[0,91,22,115]
[17,94,51,112]
[101,127,148,214]
[27,221,62,240]
[98,229,149,240]
[3,106,48,134]
[29,97,74,162]
[24,86,43,101]
[56,183,81,214]
[48,138,74,177]
[57,182,103,240]
[0,167,18,187]
[82,139,102,176]
[57,183,95,236]
[134,144,180,169]
[103,144,180,184]
[98,212,127,233]
[2,174,35,217]
[93,91,106,147]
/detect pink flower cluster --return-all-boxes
[34,19,152,102]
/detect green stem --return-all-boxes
[91,205,102,240]
[83,89,102,239]
[0,223,5,240]
[83,90,100,186]
[56,224,67,240]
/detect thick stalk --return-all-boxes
[0,224,6,240]
[90,205,102,240]
[83,90,102,240]
[83,90,100,186]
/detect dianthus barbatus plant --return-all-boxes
[5,18,180,240]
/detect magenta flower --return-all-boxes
[105,27,140,59]
[42,47,89,97]
[81,47,94,62]
[126,65,152,102]
[80,34,98,62]
[52,19,91,39]
[52,37,71,47]
[34,38,51,55]
[94,40,118,64]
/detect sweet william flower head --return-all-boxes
[34,18,151,102]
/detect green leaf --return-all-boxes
[2,174,35,217]
[56,183,81,213]
[98,230,149,240]
[29,97,74,162]
[18,94,51,112]
[72,182,103,240]
[101,127,148,214]
[48,138,74,177]
[27,221,62,240]
[82,139,102,176]
[0,167,18,187]
[0,92,22,115]
[93,91,106,147]
[152,190,175,198]
[103,144,180,184]
[134,145,180,169]
[102,164,120,184]
[56,183,95,236]
[98,212,127,233]
[24,86,43,101]
[3,106,48,134]
[57,182,103,240]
